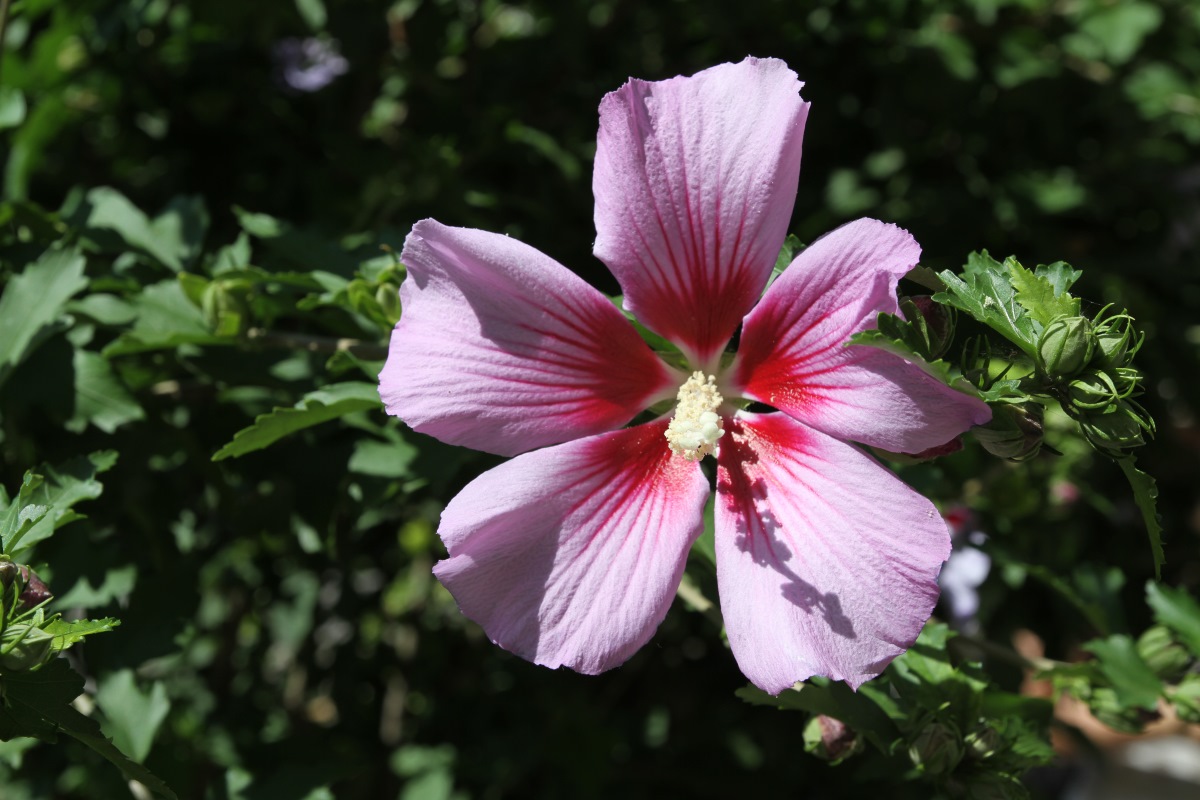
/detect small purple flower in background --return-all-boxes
[272,37,349,93]
[379,58,990,694]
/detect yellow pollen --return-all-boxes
[665,372,725,461]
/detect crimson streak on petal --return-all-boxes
[434,421,709,675]
[715,412,951,694]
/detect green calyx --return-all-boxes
[1036,316,1093,378]
[973,402,1044,461]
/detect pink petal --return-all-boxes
[715,411,951,694]
[732,218,990,453]
[434,421,709,674]
[593,57,809,369]
[380,220,677,456]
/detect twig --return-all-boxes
[243,328,388,360]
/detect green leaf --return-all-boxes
[0,86,27,130]
[0,660,177,798]
[348,437,418,478]
[1146,582,1200,657]
[1116,456,1164,578]
[295,0,328,30]
[934,251,1039,356]
[75,188,206,272]
[0,451,117,555]
[0,247,88,389]
[43,618,121,653]
[736,678,900,752]
[68,350,145,433]
[848,321,972,393]
[213,382,381,460]
[103,280,228,355]
[1007,259,1081,325]
[1083,635,1163,710]
[96,670,171,763]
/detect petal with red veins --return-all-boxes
[715,411,951,694]
[593,57,809,368]
[733,218,990,453]
[434,421,709,675]
[380,220,676,457]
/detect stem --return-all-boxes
[243,328,388,360]
[0,0,11,87]
[954,631,1062,673]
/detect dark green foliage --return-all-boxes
[1,1,1199,798]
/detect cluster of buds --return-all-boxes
[1037,307,1154,455]
[0,559,56,673]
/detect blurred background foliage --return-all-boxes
[1,0,1198,797]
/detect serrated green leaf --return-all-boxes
[1007,257,1081,325]
[212,382,380,460]
[96,670,170,763]
[848,323,973,393]
[102,280,228,355]
[736,678,899,752]
[43,618,121,652]
[1116,456,1164,578]
[68,350,145,434]
[0,660,177,798]
[0,247,88,389]
[934,251,1038,356]
[1083,635,1163,710]
[1,451,117,555]
[1146,582,1200,657]
[1035,261,1083,297]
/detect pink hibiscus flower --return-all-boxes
[379,57,990,694]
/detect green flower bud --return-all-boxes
[201,281,249,337]
[1170,674,1200,724]
[1136,626,1192,682]
[908,721,964,775]
[0,560,16,591]
[1067,373,1117,413]
[1036,316,1094,378]
[900,295,956,359]
[803,714,861,764]
[1086,687,1159,733]
[964,724,1002,760]
[375,282,402,326]
[0,624,55,672]
[1093,311,1140,368]
[1078,399,1152,453]
[973,402,1044,461]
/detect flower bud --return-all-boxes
[17,566,52,611]
[0,560,17,591]
[1136,626,1192,682]
[0,624,55,672]
[907,721,964,775]
[900,296,956,359]
[1093,311,1138,368]
[1078,400,1152,453]
[375,282,402,326]
[964,724,1002,760]
[1170,675,1200,724]
[1086,686,1160,733]
[973,402,1044,461]
[803,714,861,763]
[1066,371,1123,413]
[1036,316,1094,378]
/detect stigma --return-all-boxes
[665,372,725,461]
